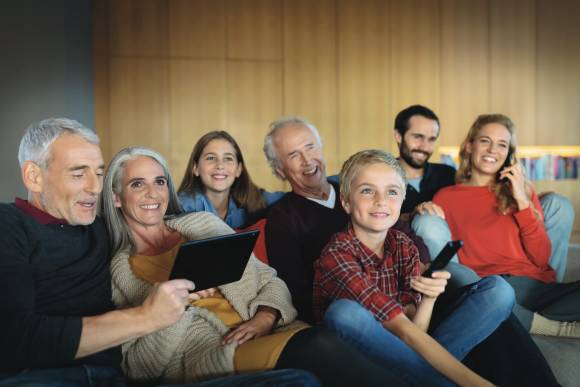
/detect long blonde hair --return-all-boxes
[456,114,538,217]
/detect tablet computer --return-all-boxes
[169,229,259,290]
[422,240,463,278]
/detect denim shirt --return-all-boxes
[178,191,285,229]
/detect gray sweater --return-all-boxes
[111,212,302,383]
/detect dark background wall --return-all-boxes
[0,0,94,201]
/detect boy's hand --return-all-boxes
[411,271,450,299]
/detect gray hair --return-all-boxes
[263,116,323,179]
[18,118,99,168]
[102,146,182,256]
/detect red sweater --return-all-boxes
[433,185,555,283]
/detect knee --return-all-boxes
[412,214,448,236]
[542,193,575,224]
[477,276,516,312]
[323,299,372,331]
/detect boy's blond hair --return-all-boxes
[340,149,407,201]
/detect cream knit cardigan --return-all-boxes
[110,212,303,384]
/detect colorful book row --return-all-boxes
[440,154,579,181]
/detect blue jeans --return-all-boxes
[0,366,320,387]
[540,192,575,282]
[412,192,575,282]
[322,276,514,387]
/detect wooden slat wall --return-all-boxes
[94,0,580,236]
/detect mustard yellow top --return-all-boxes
[129,242,303,371]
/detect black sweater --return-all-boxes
[0,203,121,371]
[266,181,429,323]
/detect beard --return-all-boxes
[399,141,432,169]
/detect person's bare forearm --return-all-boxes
[385,316,493,387]
[76,306,155,359]
[412,297,436,332]
[76,279,195,359]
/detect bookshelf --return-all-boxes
[436,146,580,243]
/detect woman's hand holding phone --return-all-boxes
[498,162,530,210]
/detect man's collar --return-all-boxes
[421,162,434,180]
[15,197,68,225]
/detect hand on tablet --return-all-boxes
[188,287,216,302]
[142,279,194,330]
[410,271,450,299]
[222,306,279,345]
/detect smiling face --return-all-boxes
[114,156,169,229]
[395,115,439,170]
[272,123,327,197]
[193,138,242,195]
[29,133,104,225]
[466,122,512,181]
[342,162,406,243]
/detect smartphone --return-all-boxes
[422,240,463,277]
[497,149,514,181]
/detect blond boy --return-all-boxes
[313,149,514,387]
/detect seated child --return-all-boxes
[313,149,514,387]
[178,131,283,229]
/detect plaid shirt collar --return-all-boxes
[345,222,397,264]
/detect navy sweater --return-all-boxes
[0,203,121,371]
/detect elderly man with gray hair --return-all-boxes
[263,116,430,324]
[0,118,319,387]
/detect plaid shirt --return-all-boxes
[313,223,421,323]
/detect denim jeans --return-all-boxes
[322,276,514,387]
[412,192,575,282]
[540,192,575,282]
[0,367,320,387]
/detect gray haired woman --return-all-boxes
[101,146,406,386]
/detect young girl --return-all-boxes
[433,114,580,337]
[178,131,283,229]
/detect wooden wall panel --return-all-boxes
[109,0,169,57]
[93,0,111,161]
[226,0,282,60]
[168,59,228,183]
[169,0,226,58]
[489,0,536,145]
[390,0,441,145]
[283,0,339,174]
[440,0,490,146]
[108,58,170,157]
[227,61,284,190]
[536,0,580,145]
[337,0,391,162]
[95,0,580,233]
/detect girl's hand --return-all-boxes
[498,163,530,210]
[411,271,450,299]
[222,306,279,345]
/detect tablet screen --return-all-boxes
[170,229,259,290]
